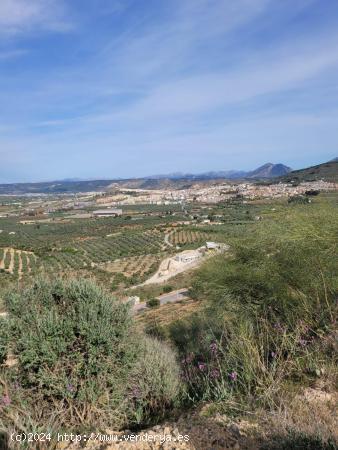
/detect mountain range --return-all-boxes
[146,163,292,180]
[0,160,336,195]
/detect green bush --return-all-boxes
[163,285,173,293]
[0,278,181,433]
[4,278,136,427]
[170,205,338,407]
[146,298,160,308]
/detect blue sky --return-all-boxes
[0,0,338,182]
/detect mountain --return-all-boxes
[145,170,247,180]
[0,163,298,195]
[146,165,289,181]
[277,159,338,183]
[246,163,292,178]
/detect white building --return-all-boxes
[93,209,123,217]
[174,249,202,263]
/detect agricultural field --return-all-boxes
[0,194,303,291]
[101,254,160,278]
[0,247,37,279]
[168,229,213,246]
[0,199,196,289]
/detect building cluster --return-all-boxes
[93,180,337,206]
[1,180,336,219]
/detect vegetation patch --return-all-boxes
[0,278,181,435]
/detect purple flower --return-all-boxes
[1,395,11,406]
[210,342,218,355]
[229,371,238,381]
[211,368,220,379]
[270,351,277,358]
[198,362,206,372]
[273,322,285,332]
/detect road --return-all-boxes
[132,287,190,313]
[164,231,174,247]
[157,288,190,305]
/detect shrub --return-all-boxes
[127,337,181,425]
[170,205,338,408]
[0,278,181,433]
[144,321,168,341]
[146,298,160,308]
[288,195,310,204]
[163,285,173,293]
[3,278,136,429]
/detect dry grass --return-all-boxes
[258,387,338,449]
[136,299,202,328]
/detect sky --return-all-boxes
[0,0,338,183]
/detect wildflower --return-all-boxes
[270,351,277,358]
[198,362,206,371]
[1,395,11,406]
[211,368,220,379]
[229,371,238,381]
[299,339,307,347]
[210,342,218,355]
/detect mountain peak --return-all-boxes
[247,163,292,178]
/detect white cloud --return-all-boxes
[0,0,72,36]
[1,0,338,181]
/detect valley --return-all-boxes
[0,163,337,450]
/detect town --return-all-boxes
[0,179,336,220]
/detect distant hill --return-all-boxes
[145,164,290,181]
[277,159,338,183]
[246,163,292,178]
[0,179,115,195]
[0,163,302,195]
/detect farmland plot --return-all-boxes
[32,229,166,276]
[168,229,212,246]
[0,247,37,279]
[75,229,166,264]
[101,254,160,278]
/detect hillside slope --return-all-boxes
[278,160,338,183]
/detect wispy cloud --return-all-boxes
[0,0,72,36]
[0,48,28,59]
[0,0,338,181]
